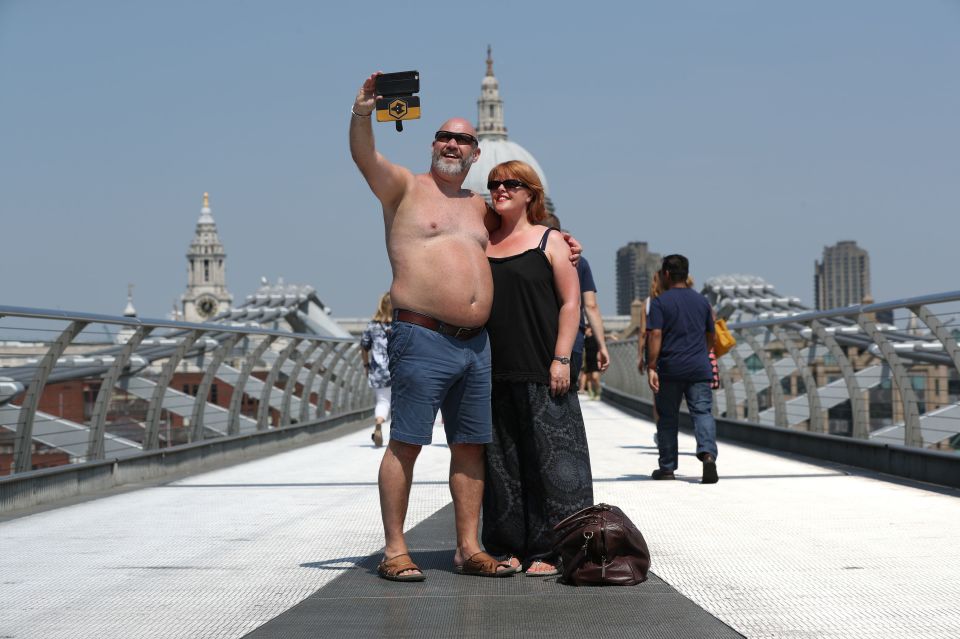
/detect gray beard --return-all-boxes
[431,149,474,177]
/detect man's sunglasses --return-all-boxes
[434,130,478,146]
[487,179,528,191]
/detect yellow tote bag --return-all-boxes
[713,319,736,357]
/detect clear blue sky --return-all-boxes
[2,0,958,319]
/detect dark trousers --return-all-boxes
[655,379,718,472]
[482,381,594,565]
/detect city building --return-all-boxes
[814,240,870,310]
[615,241,661,315]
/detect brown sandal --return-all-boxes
[455,551,514,578]
[377,553,425,582]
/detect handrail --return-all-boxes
[726,289,960,330]
[0,303,355,342]
[0,304,371,477]
[604,289,960,452]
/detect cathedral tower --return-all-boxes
[463,47,555,213]
[182,192,232,322]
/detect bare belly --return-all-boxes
[389,237,493,327]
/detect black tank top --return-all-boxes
[486,228,560,384]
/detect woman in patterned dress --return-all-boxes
[361,292,392,447]
[481,160,594,576]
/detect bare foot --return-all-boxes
[525,559,559,576]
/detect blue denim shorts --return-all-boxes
[387,321,493,446]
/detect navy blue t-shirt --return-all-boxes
[648,287,714,381]
[572,256,597,355]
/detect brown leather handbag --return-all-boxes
[552,503,650,586]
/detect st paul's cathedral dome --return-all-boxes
[462,47,555,213]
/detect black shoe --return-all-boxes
[651,468,676,480]
[701,454,718,484]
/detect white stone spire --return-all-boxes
[122,283,137,317]
[477,45,508,141]
[182,192,233,322]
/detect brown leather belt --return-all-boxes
[393,309,484,341]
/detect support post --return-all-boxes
[13,321,88,473]
[88,325,153,459]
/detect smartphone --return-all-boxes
[375,71,421,126]
[375,71,419,98]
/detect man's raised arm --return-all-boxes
[349,72,411,209]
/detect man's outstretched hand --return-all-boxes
[353,72,381,116]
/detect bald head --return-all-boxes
[438,118,477,137]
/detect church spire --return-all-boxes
[477,46,507,141]
[183,191,232,322]
[123,283,137,317]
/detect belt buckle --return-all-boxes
[454,326,471,340]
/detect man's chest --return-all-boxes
[395,200,486,243]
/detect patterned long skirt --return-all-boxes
[481,381,594,565]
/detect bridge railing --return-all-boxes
[0,305,372,477]
[604,290,960,452]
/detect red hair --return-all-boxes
[488,160,546,224]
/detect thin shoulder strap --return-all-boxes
[538,227,556,251]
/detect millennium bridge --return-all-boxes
[1,283,958,638]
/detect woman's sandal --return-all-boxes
[371,427,383,448]
[454,551,515,578]
[525,559,560,577]
[377,553,425,582]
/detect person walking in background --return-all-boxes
[361,292,392,448]
[540,213,609,392]
[482,160,594,577]
[646,254,719,484]
[640,274,695,428]
[637,277,663,377]
[582,325,602,400]
[639,276,664,429]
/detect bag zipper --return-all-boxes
[600,519,607,580]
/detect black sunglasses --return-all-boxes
[487,179,528,191]
[434,130,478,146]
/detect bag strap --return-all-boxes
[553,503,612,531]
[553,504,595,530]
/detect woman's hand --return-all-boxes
[549,360,571,396]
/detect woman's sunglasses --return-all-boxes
[487,179,528,191]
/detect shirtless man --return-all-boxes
[350,72,511,581]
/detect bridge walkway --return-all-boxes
[1,400,958,638]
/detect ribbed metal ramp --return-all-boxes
[243,503,743,639]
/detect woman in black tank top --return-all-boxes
[481,160,594,576]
